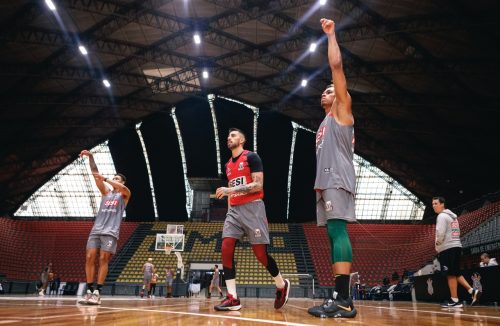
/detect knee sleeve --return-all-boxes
[222,237,237,280]
[327,219,353,263]
[252,244,280,277]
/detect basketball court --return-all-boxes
[0,296,498,325]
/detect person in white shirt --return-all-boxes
[479,253,498,267]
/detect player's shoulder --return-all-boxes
[246,151,260,158]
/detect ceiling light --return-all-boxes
[45,0,56,11]
[301,79,308,87]
[102,79,111,88]
[78,45,88,55]
[193,34,201,44]
[309,42,317,52]
[319,0,327,5]
[202,70,209,79]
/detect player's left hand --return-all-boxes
[215,187,230,199]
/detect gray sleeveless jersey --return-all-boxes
[143,263,154,275]
[314,114,356,193]
[90,191,126,239]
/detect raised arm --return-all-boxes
[93,173,131,205]
[80,150,108,195]
[321,18,353,125]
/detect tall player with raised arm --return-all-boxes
[307,18,358,318]
[78,150,131,305]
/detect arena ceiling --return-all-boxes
[1,0,499,216]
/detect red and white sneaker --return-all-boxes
[78,290,92,305]
[274,279,290,309]
[214,293,242,311]
[87,290,101,305]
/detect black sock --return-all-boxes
[87,283,94,293]
[335,275,350,300]
[96,284,103,294]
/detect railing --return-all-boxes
[282,273,315,297]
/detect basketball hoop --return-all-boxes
[165,245,173,255]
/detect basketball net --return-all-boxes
[165,244,173,256]
[164,243,185,280]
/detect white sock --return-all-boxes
[273,273,286,289]
[225,279,237,299]
[468,288,473,294]
[451,297,459,303]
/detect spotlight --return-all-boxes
[102,79,111,88]
[193,34,201,44]
[202,70,209,79]
[301,79,308,87]
[319,0,327,5]
[78,45,88,55]
[309,42,317,53]
[45,0,56,11]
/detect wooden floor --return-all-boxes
[0,296,499,325]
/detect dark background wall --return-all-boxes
[257,111,293,222]
[176,97,218,178]
[288,129,316,223]
[141,112,187,221]
[108,128,155,221]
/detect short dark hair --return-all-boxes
[229,128,246,145]
[215,264,218,268]
[229,128,246,139]
[432,196,446,208]
[481,253,490,259]
[115,173,126,183]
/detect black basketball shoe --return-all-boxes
[308,295,357,318]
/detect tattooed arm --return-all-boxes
[215,172,264,199]
[80,149,108,195]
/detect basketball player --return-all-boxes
[165,266,174,297]
[307,18,357,319]
[141,258,155,298]
[150,272,158,298]
[214,128,290,311]
[78,149,131,305]
[433,197,480,307]
[208,264,223,299]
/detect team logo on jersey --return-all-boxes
[107,240,113,247]
[451,220,460,237]
[238,162,244,171]
[316,125,326,150]
[105,200,119,207]
[254,228,261,238]
[325,200,333,212]
[229,176,246,187]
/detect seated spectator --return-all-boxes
[479,253,498,267]
[391,271,400,282]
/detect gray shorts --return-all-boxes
[316,188,356,226]
[144,273,152,282]
[222,200,270,244]
[86,234,118,254]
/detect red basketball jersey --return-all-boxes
[225,150,264,206]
